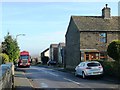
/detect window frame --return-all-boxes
[99,32,107,43]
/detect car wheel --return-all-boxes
[82,72,86,79]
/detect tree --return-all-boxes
[107,40,120,62]
[107,40,120,79]
[1,32,20,62]
[0,53,9,64]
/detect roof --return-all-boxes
[58,42,65,47]
[71,16,120,31]
[50,44,58,48]
[41,48,49,53]
[80,49,99,53]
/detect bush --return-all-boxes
[107,40,120,79]
[102,61,120,79]
[107,40,120,62]
[0,53,9,64]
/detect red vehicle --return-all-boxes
[18,51,31,67]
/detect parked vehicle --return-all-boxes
[47,60,56,66]
[18,51,31,68]
[75,61,103,78]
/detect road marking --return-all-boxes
[41,70,59,77]
[32,66,59,77]
[63,78,91,88]
[40,83,48,88]
[63,78,81,85]
[23,72,34,88]
[48,72,59,77]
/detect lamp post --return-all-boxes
[16,34,25,41]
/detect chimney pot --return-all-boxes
[102,4,111,19]
[106,4,108,8]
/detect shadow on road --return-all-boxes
[14,86,33,90]
[14,87,120,90]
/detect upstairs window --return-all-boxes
[99,32,107,43]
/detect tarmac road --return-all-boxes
[14,66,119,90]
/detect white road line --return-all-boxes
[32,66,59,77]
[64,78,91,88]
[40,83,48,88]
[41,70,59,77]
[64,78,81,85]
[23,72,34,88]
[48,72,59,77]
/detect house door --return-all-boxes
[86,54,89,61]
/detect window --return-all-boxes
[20,55,29,59]
[79,63,84,67]
[99,32,107,43]
[87,63,100,67]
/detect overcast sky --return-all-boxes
[0,1,119,57]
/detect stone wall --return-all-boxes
[65,30,119,69]
[80,31,119,52]
[65,19,80,69]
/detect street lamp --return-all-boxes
[16,34,25,40]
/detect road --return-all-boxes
[14,66,119,90]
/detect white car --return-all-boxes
[75,61,103,78]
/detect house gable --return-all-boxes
[65,17,80,38]
[65,17,81,69]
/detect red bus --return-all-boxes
[18,51,31,67]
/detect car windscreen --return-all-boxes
[20,55,29,59]
[87,63,100,67]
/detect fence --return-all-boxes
[0,63,14,90]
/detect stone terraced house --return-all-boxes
[58,42,65,65]
[65,4,120,69]
[49,44,58,63]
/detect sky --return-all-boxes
[0,0,119,57]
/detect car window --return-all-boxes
[82,63,85,67]
[87,62,100,67]
[78,63,82,67]
[79,62,85,67]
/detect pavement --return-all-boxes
[14,69,33,90]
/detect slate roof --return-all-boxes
[50,44,58,48]
[71,16,120,31]
[41,48,49,54]
[58,42,65,47]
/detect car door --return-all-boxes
[75,63,80,74]
[77,62,84,75]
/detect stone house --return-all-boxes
[49,44,58,63]
[58,42,65,65]
[65,4,120,69]
[41,48,49,64]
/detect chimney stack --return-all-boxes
[102,4,111,19]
